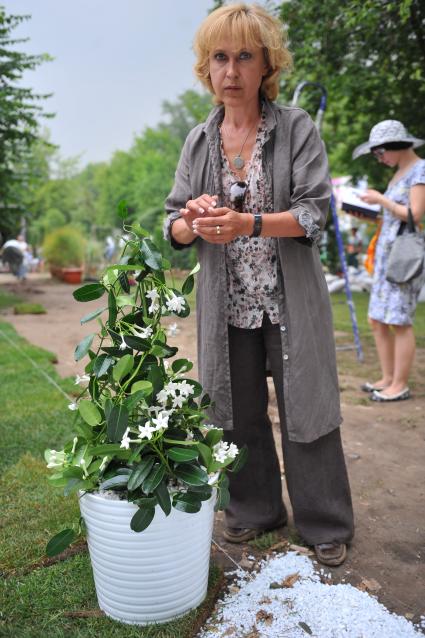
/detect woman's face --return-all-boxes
[208,39,268,107]
[373,148,402,168]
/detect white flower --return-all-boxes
[120,427,132,449]
[46,449,66,469]
[166,292,185,314]
[186,430,195,441]
[164,360,170,370]
[99,456,109,471]
[172,394,186,409]
[151,411,169,431]
[138,423,156,440]
[164,381,179,397]
[119,333,127,350]
[212,441,239,464]
[156,388,169,405]
[74,374,90,385]
[146,288,160,314]
[132,325,153,339]
[167,322,180,336]
[200,423,218,435]
[68,402,78,411]
[177,380,194,397]
[71,437,78,454]
[208,471,221,486]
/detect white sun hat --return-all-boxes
[352,120,425,159]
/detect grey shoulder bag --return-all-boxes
[386,207,424,284]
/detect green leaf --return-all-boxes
[205,428,223,447]
[131,380,153,396]
[116,294,136,308]
[173,493,202,513]
[94,354,114,378]
[64,478,87,496]
[130,506,155,532]
[119,271,130,293]
[174,463,209,486]
[200,393,211,408]
[123,335,150,351]
[75,419,93,440]
[142,463,166,494]
[154,480,171,516]
[151,343,178,358]
[171,358,193,374]
[189,262,200,276]
[189,485,213,501]
[148,365,164,396]
[80,307,107,324]
[140,238,162,270]
[197,442,212,468]
[46,529,76,557]
[106,404,129,442]
[78,401,102,426]
[182,274,194,295]
[73,283,105,302]
[74,334,95,362]
[127,456,155,491]
[229,444,248,474]
[113,353,134,383]
[108,289,117,327]
[215,486,230,511]
[99,474,129,490]
[167,447,199,463]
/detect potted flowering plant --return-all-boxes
[45,204,246,625]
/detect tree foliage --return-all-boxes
[0,6,52,238]
[280,0,425,186]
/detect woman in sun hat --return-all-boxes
[353,120,425,402]
[164,3,354,566]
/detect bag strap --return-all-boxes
[406,206,416,233]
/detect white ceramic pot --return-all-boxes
[79,491,215,625]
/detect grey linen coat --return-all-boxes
[164,98,342,443]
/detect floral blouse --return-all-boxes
[221,116,280,329]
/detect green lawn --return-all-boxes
[0,295,221,637]
[331,291,425,347]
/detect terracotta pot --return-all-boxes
[60,268,83,284]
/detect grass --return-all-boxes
[0,556,222,638]
[248,531,279,551]
[331,291,425,347]
[14,302,46,314]
[0,316,224,637]
[0,286,22,310]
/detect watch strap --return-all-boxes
[250,213,262,237]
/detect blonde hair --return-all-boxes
[193,3,292,103]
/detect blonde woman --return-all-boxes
[164,3,354,566]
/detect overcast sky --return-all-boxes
[4,0,218,165]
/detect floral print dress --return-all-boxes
[368,159,425,325]
[220,116,279,329]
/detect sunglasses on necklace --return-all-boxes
[230,180,248,212]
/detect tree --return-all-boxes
[0,6,52,238]
[280,0,425,187]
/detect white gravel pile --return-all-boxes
[199,552,422,638]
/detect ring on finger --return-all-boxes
[216,225,221,235]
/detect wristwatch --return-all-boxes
[250,213,262,237]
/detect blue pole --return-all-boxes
[330,193,364,362]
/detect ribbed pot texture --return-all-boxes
[79,492,215,625]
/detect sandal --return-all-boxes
[371,388,410,402]
[314,542,347,566]
[360,382,385,393]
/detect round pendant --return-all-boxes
[233,155,245,170]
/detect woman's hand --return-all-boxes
[180,194,218,232]
[360,189,384,206]
[192,207,253,243]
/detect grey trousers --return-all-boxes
[224,315,354,546]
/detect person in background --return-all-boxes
[164,3,354,566]
[346,226,363,269]
[353,120,425,402]
[1,234,29,281]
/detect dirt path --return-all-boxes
[1,273,424,625]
